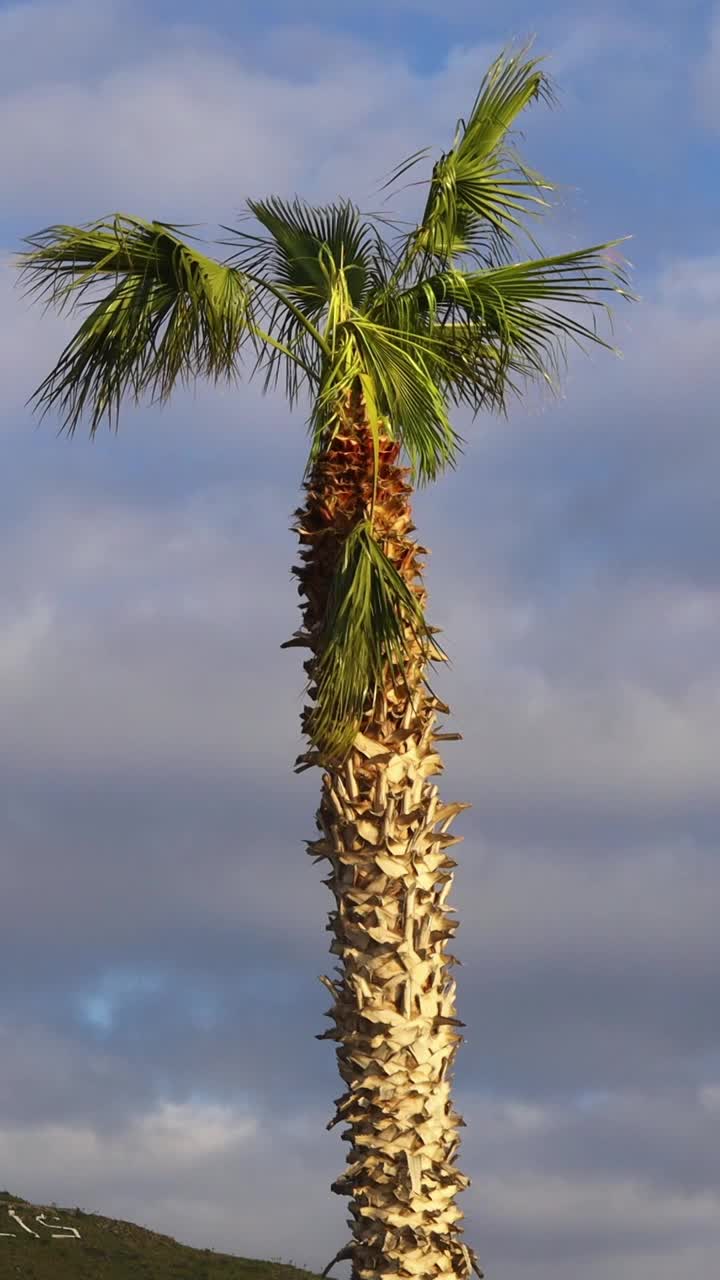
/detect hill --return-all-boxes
[0,1191,321,1280]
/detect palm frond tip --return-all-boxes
[397,47,558,271]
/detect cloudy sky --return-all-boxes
[1,0,719,1276]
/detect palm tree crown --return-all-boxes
[18,47,631,761]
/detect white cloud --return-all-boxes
[0,54,301,218]
[0,2,430,220]
[0,258,72,411]
[657,252,720,306]
[429,567,720,815]
[0,598,54,676]
[0,0,123,90]
[699,1083,720,1112]
[473,1172,720,1241]
[0,0,672,229]
[458,840,720,971]
[135,1101,257,1161]
[0,475,719,820]
[0,496,303,775]
[0,1101,257,1174]
[451,667,720,812]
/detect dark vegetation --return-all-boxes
[0,1192,320,1280]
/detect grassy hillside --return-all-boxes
[0,1192,321,1280]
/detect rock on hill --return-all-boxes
[0,1191,320,1280]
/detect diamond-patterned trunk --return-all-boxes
[289,400,479,1280]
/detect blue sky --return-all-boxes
[1,2,720,1278]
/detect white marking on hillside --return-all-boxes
[0,1206,81,1240]
[8,1207,39,1236]
[36,1213,81,1239]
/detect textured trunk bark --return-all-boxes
[289,399,480,1280]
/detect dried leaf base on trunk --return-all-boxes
[291,418,480,1280]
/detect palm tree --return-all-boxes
[18,48,630,1280]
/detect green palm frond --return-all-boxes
[18,216,253,434]
[229,198,380,312]
[222,198,388,407]
[309,520,443,760]
[424,322,511,415]
[348,316,462,482]
[306,314,463,485]
[393,241,634,408]
[397,46,555,271]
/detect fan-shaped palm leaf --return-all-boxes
[396,47,555,271]
[230,197,380,312]
[388,240,633,409]
[222,198,389,406]
[18,215,254,434]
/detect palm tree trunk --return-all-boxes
[289,401,480,1280]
